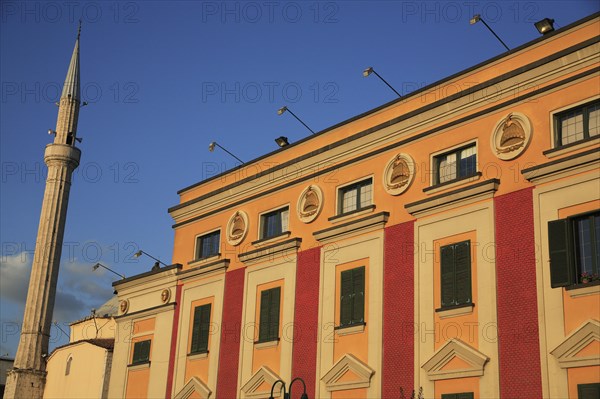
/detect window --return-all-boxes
[441,393,474,399]
[195,230,220,260]
[258,287,281,342]
[440,241,472,308]
[548,210,600,287]
[555,100,600,146]
[260,207,289,239]
[131,339,151,365]
[338,179,372,214]
[434,144,477,184]
[65,356,72,376]
[339,266,365,327]
[578,383,600,399]
[190,303,211,354]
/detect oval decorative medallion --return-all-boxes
[297,185,324,223]
[491,112,532,160]
[383,153,415,196]
[119,299,129,315]
[160,289,171,303]
[226,210,249,246]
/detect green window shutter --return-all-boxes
[440,245,455,307]
[441,394,458,399]
[457,393,474,399]
[133,340,150,364]
[578,383,600,399]
[548,219,573,287]
[269,287,281,341]
[190,306,203,353]
[194,303,211,353]
[454,241,472,305]
[259,289,271,342]
[340,269,353,326]
[352,267,365,323]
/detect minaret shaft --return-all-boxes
[3,30,82,399]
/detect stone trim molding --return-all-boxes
[240,366,282,398]
[114,302,175,321]
[314,212,389,243]
[238,238,301,265]
[421,338,490,381]
[405,179,499,217]
[177,259,229,281]
[550,319,600,369]
[521,147,599,183]
[321,353,375,392]
[173,376,212,399]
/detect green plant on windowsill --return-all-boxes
[580,272,599,284]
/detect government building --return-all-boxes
[103,13,599,399]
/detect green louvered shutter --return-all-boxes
[352,267,365,324]
[268,287,281,341]
[190,306,202,353]
[340,269,353,326]
[441,245,455,307]
[578,383,600,399]
[259,289,271,342]
[548,219,574,287]
[199,303,211,352]
[454,241,472,305]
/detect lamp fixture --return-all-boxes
[133,250,168,267]
[269,378,309,399]
[208,141,244,164]
[277,106,315,135]
[362,66,401,97]
[470,14,510,51]
[534,18,555,35]
[275,136,289,147]
[92,262,125,279]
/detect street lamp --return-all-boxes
[470,14,510,51]
[363,67,401,97]
[208,141,244,164]
[275,136,289,147]
[277,106,315,135]
[92,263,125,279]
[534,18,555,35]
[269,378,308,399]
[133,250,168,268]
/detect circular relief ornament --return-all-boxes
[160,289,171,304]
[383,153,415,196]
[491,112,532,161]
[297,185,324,223]
[119,299,129,315]
[226,210,249,246]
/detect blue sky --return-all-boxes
[1,1,598,357]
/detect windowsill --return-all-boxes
[543,136,600,159]
[435,303,475,318]
[328,205,376,224]
[424,172,481,195]
[254,338,280,349]
[187,350,209,360]
[187,254,221,266]
[252,231,291,246]
[128,361,150,370]
[565,280,600,298]
[334,322,366,335]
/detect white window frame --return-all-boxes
[257,205,290,240]
[429,139,478,187]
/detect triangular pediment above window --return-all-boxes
[173,376,212,399]
[551,319,600,369]
[321,353,375,392]
[241,366,282,398]
[421,339,489,381]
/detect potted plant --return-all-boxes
[580,272,593,284]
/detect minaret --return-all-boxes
[4,26,83,399]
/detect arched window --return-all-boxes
[65,356,73,376]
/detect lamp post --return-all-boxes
[269,378,309,399]
[133,250,168,267]
[208,141,244,164]
[363,67,401,97]
[92,262,125,279]
[277,106,315,135]
[470,14,510,51]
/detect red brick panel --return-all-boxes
[166,284,183,399]
[216,267,245,399]
[291,247,321,399]
[494,187,542,398]
[382,221,415,398]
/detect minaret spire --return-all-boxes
[4,26,84,399]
